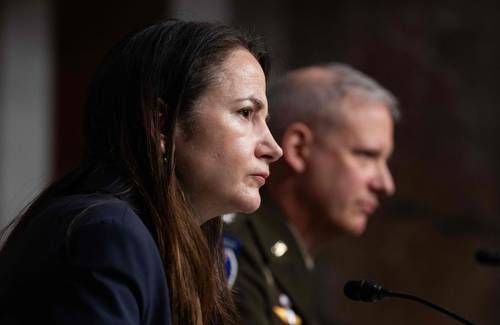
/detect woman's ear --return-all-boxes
[160,131,166,155]
[281,122,314,173]
[157,98,168,155]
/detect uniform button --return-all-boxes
[271,241,288,257]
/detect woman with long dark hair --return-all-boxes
[0,20,282,325]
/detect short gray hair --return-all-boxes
[267,63,399,141]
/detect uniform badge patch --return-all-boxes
[223,234,241,288]
[224,247,238,288]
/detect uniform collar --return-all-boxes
[248,192,318,324]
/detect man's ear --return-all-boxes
[281,122,314,173]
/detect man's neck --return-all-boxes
[267,179,320,256]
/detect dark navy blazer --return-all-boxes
[0,176,171,324]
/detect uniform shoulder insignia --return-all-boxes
[223,234,241,288]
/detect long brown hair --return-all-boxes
[1,20,269,325]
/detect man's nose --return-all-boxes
[372,164,395,196]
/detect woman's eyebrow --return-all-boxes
[233,96,270,120]
[233,96,265,110]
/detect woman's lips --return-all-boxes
[250,173,269,186]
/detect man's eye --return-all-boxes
[354,149,378,159]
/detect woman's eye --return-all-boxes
[238,108,253,119]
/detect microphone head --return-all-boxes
[475,249,500,266]
[344,280,388,302]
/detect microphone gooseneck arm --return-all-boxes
[388,291,474,325]
[344,280,475,325]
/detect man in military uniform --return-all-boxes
[224,63,400,325]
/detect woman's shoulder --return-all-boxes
[62,193,150,240]
[43,192,144,231]
[32,192,157,259]
[60,193,171,316]
[60,193,141,225]
[61,193,160,266]
[1,194,171,324]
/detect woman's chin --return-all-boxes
[234,195,261,214]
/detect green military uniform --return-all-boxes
[223,196,321,325]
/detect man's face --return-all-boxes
[302,96,395,236]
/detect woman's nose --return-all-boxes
[257,126,283,163]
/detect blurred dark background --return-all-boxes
[1,0,499,324]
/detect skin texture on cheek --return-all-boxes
[176,111,258,216]
[301,146,359,235]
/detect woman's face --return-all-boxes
[174,48,282,223]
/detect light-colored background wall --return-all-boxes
[0,0,53,228]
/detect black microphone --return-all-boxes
[475,249,500,266]
[344,280,475,325]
